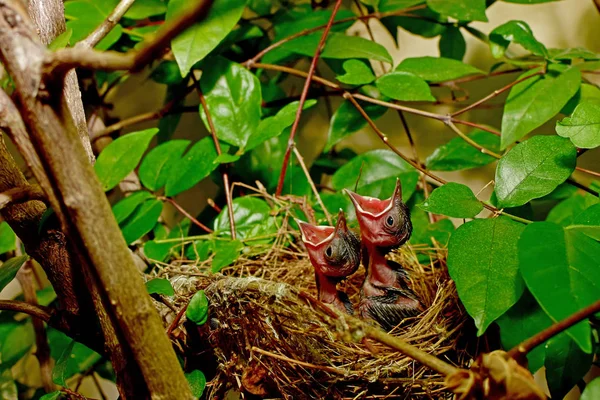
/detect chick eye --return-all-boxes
[386,215,395,227]
[325,246,333,258]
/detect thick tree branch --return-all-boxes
[80,0,136,48]
[0,299,52,321]
[0,184,45,210]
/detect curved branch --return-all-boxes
[0,299,52,321]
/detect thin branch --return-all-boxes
[80,0,136,48]
[275,0,344,196]
[0,299,52,321]
[444,120,502,159]
[251,346,346,375]
[576,166,600,178]
[292,147,332,226]
[0,184,45,210]
[160,197,213,233]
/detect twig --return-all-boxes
[507,299,600,360]
[80,0,136,48]
[251,346,347,375]
[0,300,52,321]
[275,0,344,196]
[576,166,600,178]
[292,147,332,225]
[444,120,502,159]
[0,184,45,210]
[166,304,189,336]
[159,197,213,233]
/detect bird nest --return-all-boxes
[151,227,470,400]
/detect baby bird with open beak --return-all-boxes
[345,179,421,330]
[296,210,361,314]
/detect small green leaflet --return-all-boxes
[0,256,28,293]
[546,193,599,227]
[567,204,600,240]
[426,130,501,171]
[561,83,600,116]
[120,198,163,244]
[48,28,73,51]
[212,240,244,273]
[418,183,483,218]
[167,0,248,75]
[545,333,593,399]
[186,290,209,325]
[95,128,158,191]
[439,26,466,61]
[426,0,487,22]
[0,222,16,255]
[139,140,191,191]
[53,340,76,387]
[112,191,154,224]
[324,100,387,152]
[40,391,61,400]
[489,20,548,59]
[519,222,600,353]
[186,369,207,398]
[213,197,278,240]
[556,101,600,149]
[495,136,576,208]
[581,377,600,400]
[145,278,175,296]
[447,217,525,335]
[125,0,167,19]
[375,72,435,102]
[395,56,484,82]
[336,60,376,85]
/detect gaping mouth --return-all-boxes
[295,219,335,247]
[344,189,393,218]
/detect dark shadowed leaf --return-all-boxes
[186,369,207,398]
[52,340,75,386]
[567,204,600,240]
[501,66,580,148]
[0,222,16,255]
[426,130,500,171]
[186,290,209,325]
[145,278,175,296]
[0,256,28,293]
[418,183,483,218]
[427,0,487,22]
[561,83,600,116]
[549,47,600,62]
[556,101,600,149]
[139,140,191,191]
[212,240,244,272]
[125,0,167,19]
[112,191,154,224]
[519,222,600,353]
[167,0,247,75]
[48,329,101,385]
[448,217,525,335]
[581,377,600,400]
[325,100,387,152]
[546,193,599,226]
[120,198,163,244]
[439,26,466,60]
[199,57,262,149]
[375,72,435,101]
[214,197,278,240]
[545,333,593,399]
[336,60,376,85]
[0,322,34,371]
[395,56,484,82]
[495,136,577,208]
[95,128,158,191]
[489,20,548,58]
[151,61,184,85]
[381,7,446,39]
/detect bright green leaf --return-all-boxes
[65,0,122,50]
[427,0,487,22]
[395,56,484,82]
[212,240,244,272]
[581,377,600,400]
[324,101,387,152]
[426,130,501,171]
[418,183,483,218]
[375,72,435,102]
[139,140,191,191]
[214,154,240,164]
[0,222,16,255]
[186,369,206,398]
[495,136,577,208]
[48,28,73,51]
[120,198,163,244]
[199,57,262,149]
[556,101,600,149]
[567,204,600,240]
[0,256,28,293]
[501,66,581,148]
[168,0,248,75]
[546,193,599,226]
[213,197,278,240]
[95,128,158,191]
[545,333,593,399]
[448,217,526,335]
[145,278,175,296]
[112,191,154,224]
[186,241,214,261]
[502,0,561,3]
[40,391,61,400]
[186,290,209,325]
[125,0,167,19]
[0,322,34,371]
[519,222,600,353]
[489,20,548,58]
[439,26,466,60]
[336,60,376,85]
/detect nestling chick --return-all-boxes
[345,179,421,330]
[296,210,361,314]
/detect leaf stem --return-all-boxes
[159,197,213,233]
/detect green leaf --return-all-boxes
[324,100,387,152]
[495,136,577,208]
[0,322,34,371]
[501,66,581,148]
[120,198,163,244]
[186,241,214,261]
[151,61,184,85]
[567,204,600,240]
[547,193,599,226]
[0,373,17,400]
[375,72,435,101]
[246,100,317,151]
[145,278,175,296]
[427,0,487,22]
[139,140,191,191]
[561,83,600,116]
[0,222,16,255]
[439,26,466,60]
[489,20,548,58]
[582,377,600,400]
[186,290,209,325]
[64,0,122,50]
[502,0,561,3]
[95,128,158,191]
[48,329,101,385]
[144,220,190,262]
[40,391,61,400]
[336,60,376,85]
[0,256,28,293]
[199,57,262,149]
[549,47,600,62]
[381,7,446,39]
[48,28,73,51]
[545,333,593,399]
[213,197,278,240]
[395,56,484,82]
[418,183,483,218]
[186,370,207,398]
[164,138,220,197]
[519,222,600,353]
[125,0,167,19]
[448,217,526,335]
[426,130,501,171]
[332,149,419,201]
[212,240,244,273]
[496,291,553,373]
[556,101,600,149]
[53,340,75,386]
[112,191,154,224]
[168,0,247,75]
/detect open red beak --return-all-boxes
[295,219,334,247]
[344,179,403,218]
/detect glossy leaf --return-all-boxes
[439,26,466,60]
[65,0,122,50]
[501,66,581,148]
[562,83,600,116]
[375,72,435,102]
[567,204,600,241]
[426,130,501,171]
[0,222,16,255]
[502,0,561,3]
[549,47,600,61]
[545,333,593,399]
[448,217,525,335]
[95,128,158,191]
[139,140,191,191]
[199,57,262,149]
[395,56,484,82]
[120,198,163,244]
[145,278,175,296]
[324,100,387,152]
[0,256,28,294]
[53,341,75,386]
[427,0,487,22]
[112,191,154,224]
[581,377,600,400]
[186,290,209,325]
[336,60,376,85]
[379,0,423,9]
[125,0,167,19]
[519,222,600,353]
[489,20,548,58]
[164,138,221,197]
[212,240,244,272]
[547,193,599,227]
[556,101,600,149]
[332,149,419,201]
[168,0,247,75]
[0,322,34,371]
[418,183,483,218]
[214,197,278,240]
[186,370,207,398]
[495,136,577,208]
